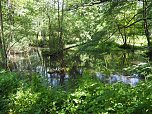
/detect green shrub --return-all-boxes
[1,71,152,114]
[123,63,152,78]
[0,72,20,113]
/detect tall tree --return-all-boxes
[0,1,7,69]
[143,0,152,60]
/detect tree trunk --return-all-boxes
[7,0,14,42]
[143,0,150,46]
[143,0,152,60]
[60,0,64,68]
[0,1,7,69]
[123,28,127,47]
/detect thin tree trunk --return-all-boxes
[0,1,7,69]
[123,28,127,47]
[48,14,53,67]
[7,0,13,42]
[123,11,127,47]
[143,0,152,60]
[57,0,60,48]
[143,0,151,47]
[116,23,124,44]
[6,0,14,67]
[60,0,64,48]
[36,32,42,63]
[60,0,65,68]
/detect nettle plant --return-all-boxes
[123,63,152,79]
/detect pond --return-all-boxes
[8,47,148,87]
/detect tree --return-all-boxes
[0,0,7,69]
[143,0,152,60]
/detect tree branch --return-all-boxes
[125,18,152,28]
[44,29,118,57]
[6,36,25,55]
[66,0,107,11]
[127,2,152,25]
[62,17,152,52]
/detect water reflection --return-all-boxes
[36,66,69,87]
[8,47,146,87]
[96,72,140,86]
[35,65,140,87]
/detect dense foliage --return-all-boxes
[0,0,152,114]
[123,63,152,79]
[0,71,152,114]
[1,0,152,68]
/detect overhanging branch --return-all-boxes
[67,0,144,11]
[66,0,108,11]
[125,18,152,28]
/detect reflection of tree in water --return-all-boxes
[121,52,127,67]
[69,65,80,79]
[120,51,137,68]
[59,68,65,85]
[47,68,65,86]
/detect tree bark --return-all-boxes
[143,0,151,47]
[143,0,152,60]
[0,1,7,69]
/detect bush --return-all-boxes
[123,63,152,79]
[58,79,152,114]
[0,71,152,114]
[0,72,20,113]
